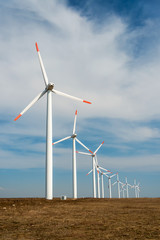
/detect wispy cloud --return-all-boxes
[0,0,160,173]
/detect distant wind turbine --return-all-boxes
[112,173,121,198]
[133,180,140,198]
[104,172,117,198]
[97,164,111,198]
[124,177,132,198]
[120,182,126,198]
[52,110,89,199]
[77,141,105,198]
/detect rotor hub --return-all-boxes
[47,83,54,91]
[71,134,77,138]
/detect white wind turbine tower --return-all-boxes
[133,179,139,198]
[137,184,140,198]
[99,167,112,198]
[77,141,105,198]
[104,172,117,198]
[93,156,101,198]
[101,172,105,198]
[125,177,132,198]
[112,173,121,198]
[14,42,91,200]
[125,177,129,198]
[96,159,101,199]
[134,181,140,198]
[137,183,140,198]
[52,110,88,199]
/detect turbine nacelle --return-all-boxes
[47,82,54,91]
[71,133,77,138]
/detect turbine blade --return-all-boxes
[35,42,49,86]
[103,173,110,178]
[99,166,111,173]
[97,167,102,174]
[75,138,93,154]
[110,173,117,178]
[119,181,124,185]
[86,169,93,176]
[14,89,47,121]
[112,182,117,186]
[73,110,77,134]
[94,141,104,154]
[76,151,92,156]
[52,89,91,104]
[52,136,71,145]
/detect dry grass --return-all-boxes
[0,198,160,240]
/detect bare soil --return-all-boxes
[0,198,159,240]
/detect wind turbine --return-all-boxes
[96,161,112,198]
[104,172,117,198]
[77,141,105,198]
[137,183,140,198]
[124,177,132,198]
[120,182,126,198]
[52,110,88,199]
[133,179,139,198]
[112,173,121,198]
[14,42,91,200]
[98,166,111,198]
[133,180,140,198]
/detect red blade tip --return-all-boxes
[35,42,39,52]
[102,141,104,144]
[76,151,79,153]
[83,100,91,104]
[89,149,93,154]
[14,114,22,121]
[75,110,77,115]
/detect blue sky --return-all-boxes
[0,0,160,198]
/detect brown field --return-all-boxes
[0,198,160,240]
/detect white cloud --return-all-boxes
[1,0,159,120]
[0,0,160,171]
[108,124,160,142]
[96,154,160,172]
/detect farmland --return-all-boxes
[0,198,160,240]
